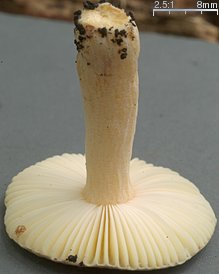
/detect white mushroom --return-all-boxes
[4,2,216,271]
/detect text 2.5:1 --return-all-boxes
[154,1,174,9]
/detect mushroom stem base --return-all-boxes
[82,183,135,205]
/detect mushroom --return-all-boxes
[4,1,216,271]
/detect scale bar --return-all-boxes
[153,8,219,16]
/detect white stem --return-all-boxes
[75,3,140,204]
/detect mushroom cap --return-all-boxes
[4,154,216,270]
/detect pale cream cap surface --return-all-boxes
[5,154,216,270]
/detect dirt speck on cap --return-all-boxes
[15,225,26,237]
[67,254,78,263]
